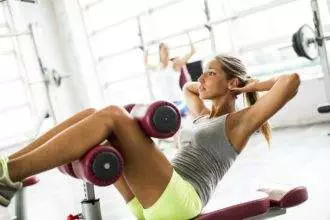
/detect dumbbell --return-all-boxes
[59,143,124,186]
[124,100,181,139]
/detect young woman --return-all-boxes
[0,55,300,220]
[145,42,195,104]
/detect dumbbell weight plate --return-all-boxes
[92,148,123,182]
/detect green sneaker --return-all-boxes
[0,157,22,207]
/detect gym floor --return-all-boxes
[0,121,329,220]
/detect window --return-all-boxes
[146,0,176,8]
[18,35,42,82]
[105,76,151,105]
[91,19,140,59]
[78,0,97,8]
[99,49,145,83]
[235,1,313,49]
[212,0,321,77]
[78,0,327,105]
[79,0,210,105]
[140,0,206,42]
[230,0,276,13]
[207,0,230,21]
[0,81,27,109]
[83,0,148,33]
[213,22,234,53]
[0,53,20,82]
[0,2,47,149]
[0,106,33,140]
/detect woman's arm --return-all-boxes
[144,54,158,71]
[173,43,196,71]
[179,43,196,65]
[183,82,210,118]
[232,73,301,136]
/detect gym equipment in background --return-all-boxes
[292,0,330,114]
[186,60,204,82]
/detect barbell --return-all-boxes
[292,24,330,60]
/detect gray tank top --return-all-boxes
[171,114,239,207]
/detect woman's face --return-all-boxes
[198,59,230,100]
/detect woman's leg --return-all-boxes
[114,175,135,202]
[10,107,137,206]
[108,135,135,203]
[9,107,136,202]
[7,105,172,208]
[9,106,138,206]
[101,106,172,208]
[107,134,142,217]
[9,108,96,160]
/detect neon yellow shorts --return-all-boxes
[127,169,202,220]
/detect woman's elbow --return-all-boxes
[290,73,301,96]
[286,73,301,98]
[290,73,301,87]
[281,73,300,87]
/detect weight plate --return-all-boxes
[297,24,318,60]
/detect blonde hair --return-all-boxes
[215,54,272,146]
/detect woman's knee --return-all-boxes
[83,108,97,116]
[96,105,133,126]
